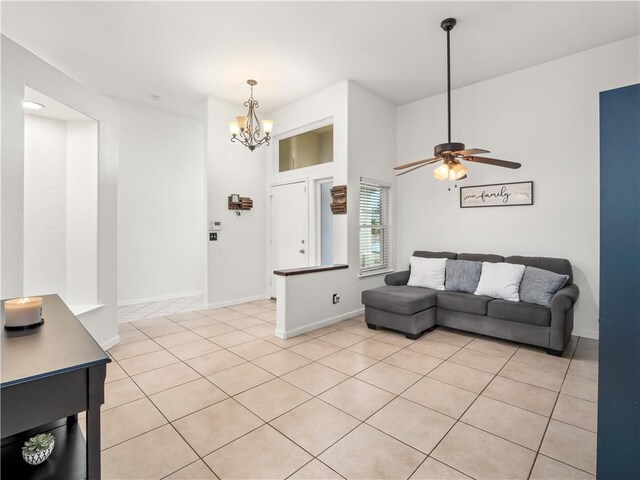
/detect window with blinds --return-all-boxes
[359,181,390,274]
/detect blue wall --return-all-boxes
[598,83,640,479]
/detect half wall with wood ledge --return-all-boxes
[274,264,370,338]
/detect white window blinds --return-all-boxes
[359,181,390,274]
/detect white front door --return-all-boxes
[270,181,309,297]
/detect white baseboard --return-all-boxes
[118,290,203,307]
[101,335,120,351]
[276,308,364,339]
[573,327,599,340]
[204,294,270,310]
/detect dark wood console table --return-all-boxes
[1,294,110,479]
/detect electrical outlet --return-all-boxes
[209,232,217,241]
[332,293,340,304]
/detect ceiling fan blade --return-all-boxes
[465,156,521,169]
[396,160,439,177]
[454,148,490,156]
[394,156,440,171]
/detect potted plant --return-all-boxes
[22,433,55,465]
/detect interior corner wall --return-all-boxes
[66,119,99,305]
[205,96,267,307]
[115,99,205,305]
[346,81,397,303]
[23,115,68,298]
[396,36,640,339]
[1,35,119,348]
[23,115,98,306]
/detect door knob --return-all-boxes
[299,249,305,254]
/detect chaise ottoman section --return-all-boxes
[361,286,437,339]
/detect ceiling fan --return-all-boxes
[395,18,521,180]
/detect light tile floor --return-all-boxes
[116,295,205,323]
[96,298,598,479]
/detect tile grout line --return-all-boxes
[109,319,270,478]
[408,335,521,480]
[526,336,581,480]
[108,300,596,480]
[108,304,355,476]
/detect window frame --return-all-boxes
[359,178,391,276]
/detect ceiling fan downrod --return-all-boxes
[434,18,464,156]
[441,17,456,145]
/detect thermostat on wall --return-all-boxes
[209,221,222,232]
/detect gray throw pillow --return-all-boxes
[445,259,482,294]
[519,266,569,306]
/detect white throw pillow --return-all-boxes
[407,256,447,290]
[474,262,526,301]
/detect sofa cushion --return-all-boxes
[361,286,437,315]
[506,255,573,285]
[487,299,551,327]
[445,259,482,293]
[413,250,458,260]
[437,291,492,315]
[458,253,505,263]
[408,257,446,290]
[519,266,569,306]
[475,262,526,302]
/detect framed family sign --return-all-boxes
[460,181,533,208]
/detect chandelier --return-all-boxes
[228,79,273,151]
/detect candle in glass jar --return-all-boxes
[4,297,43,329]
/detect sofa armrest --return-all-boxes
[549,284,580,351]
[551,284,580,312]
[385,270,410,286]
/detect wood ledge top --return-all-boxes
[274,264,349,276]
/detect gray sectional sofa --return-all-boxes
[361,251,579,355]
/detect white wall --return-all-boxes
[66,120,98,305]
[24,115,68,297]
[23,115,98,305]
[116,99,205,305]
[272,81,397,337]
[396,36,640,339]
[204,97,268,307]
[1,36,120,348]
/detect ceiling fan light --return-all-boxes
[452,162,468,180]
[433,163,450,180]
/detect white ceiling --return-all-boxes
[3,2,638,119]
[25,87,97,122]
